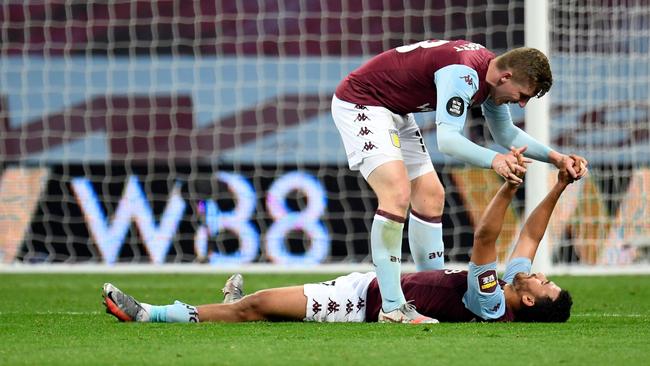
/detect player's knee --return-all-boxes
[434,182,445,198]
[434,187,446,213]
[395,190,412,212]
[429,184,445,208]
[381,184,411,213]
[234,292,265,321]
[412,186,445,216]
[237,290,273,321]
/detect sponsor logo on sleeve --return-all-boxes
[446,97,464,117]
[477,270,498,293]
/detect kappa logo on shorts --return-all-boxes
[327,298,340,315]
[356,297,365,312]
[354,104,368,110]
[346,299,354,315]
[362,142,377,151]
[355,113,371,122]
[389,129,400,148]
[357,127,373,136]
[312,299,322,314]
[477,270,498,293]
[446,97,464,117]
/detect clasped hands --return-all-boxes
[491,147,589,186]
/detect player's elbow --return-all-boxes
[436,123,463,156]
[437,140,454,156]
[473,223,498,248]
[436,133,455,155]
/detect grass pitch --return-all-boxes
[1,273,649,365]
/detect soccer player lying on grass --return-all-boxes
[103,147,576,323]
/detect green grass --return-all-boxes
[1,273,649,365]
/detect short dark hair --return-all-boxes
[495,47,553,98]
[515,290,573,322]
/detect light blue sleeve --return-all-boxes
[462,261,506,320]
[435,65,497,168]
[481,98,552,163]
[502,257,532,284]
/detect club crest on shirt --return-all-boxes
[478,270,498,293]
[389,129,401,148]
[446,97,464,117]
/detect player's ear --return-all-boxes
[499,71,513,84]
[522,293,535,307]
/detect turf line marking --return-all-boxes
[573,313,647,318]
[0,311,102,315]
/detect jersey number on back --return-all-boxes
[396,40,450,53]
[396,40,484,53]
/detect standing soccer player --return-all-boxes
[330,39,588,323]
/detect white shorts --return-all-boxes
[303,272,377,323]
[331,95,434,180]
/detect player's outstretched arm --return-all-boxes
[482,100,588,180]
[436,123,527,185]
[508,164,576,262]
[434,67,526,184]
[470,147,527,265]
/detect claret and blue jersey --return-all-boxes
[364,256,532,322]
[335,39,494,116]
[463,257,531,321]
[334,39,552,169]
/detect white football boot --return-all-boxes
[378,302,439,324]
[221,273,244,304]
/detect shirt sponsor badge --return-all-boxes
[477,269,498,293]
[446,96,464,117]
[389,129,401,148]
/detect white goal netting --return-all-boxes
[0,1,648,271]
[547,1,650,268]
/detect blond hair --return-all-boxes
[495,47,553,97]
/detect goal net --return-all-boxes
[1,1,648,271]
[547,0,650,270]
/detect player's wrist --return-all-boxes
[490,152,505,169]
[504,181,521,192]
[548,150,566,168]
